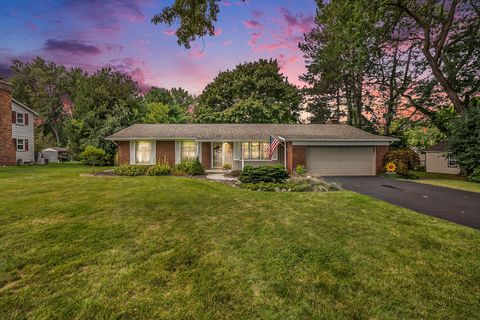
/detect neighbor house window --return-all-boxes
[242,142,271,160]
[135,141,151,164]
[16,113,24,125]
[16,139,25,151]
[448,155,458,167]
[181,141,196,161]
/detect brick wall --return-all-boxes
[286,142,306,173]
[375,145,389,174]
[201,142,211,170]
[0,81,15,165]
[156,141,175,166]
[118,141,130,165]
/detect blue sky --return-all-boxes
[0,0,317,93]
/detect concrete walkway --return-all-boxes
[206,173,238,181]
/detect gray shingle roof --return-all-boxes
[425,141,451,152]
[106,123,397,142]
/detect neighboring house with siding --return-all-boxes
[424,141,460,175]
[107,124,398,176]
[0,80,38,165]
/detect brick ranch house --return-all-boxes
[107,124,397,176]
[0,80,38,165]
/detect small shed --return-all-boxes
[424,141,460,175]
[40,147,69,163]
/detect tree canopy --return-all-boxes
[195,59,302,123]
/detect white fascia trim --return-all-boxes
[12,99,39,116]
[292,140,391,146]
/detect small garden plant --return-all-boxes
[80,145,106,174]
[295,164,307,176]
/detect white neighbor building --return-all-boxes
[12,99,38,164]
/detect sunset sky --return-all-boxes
[0,0,317,94]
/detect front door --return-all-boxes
[212,142,223,168]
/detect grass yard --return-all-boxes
[1,164,479,319]
[410,171,480,193]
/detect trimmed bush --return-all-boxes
[174,159,205,176]
[384,148,420,178]
[147,164,172,176]
[114,165,149,176]
[239,165,289,183]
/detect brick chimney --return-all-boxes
[0,80,15,165]
[326,118,339,124]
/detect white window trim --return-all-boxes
[447,155,458,168]
[16,113,25,125]
[16,139,25,151]
[242,141,278,161]
[131,140,156,165]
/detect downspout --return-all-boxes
[241,142,244,170]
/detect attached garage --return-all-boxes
[306,146,375,176]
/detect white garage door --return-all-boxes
[306,146,374,176]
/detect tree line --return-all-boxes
[6,58,301,163]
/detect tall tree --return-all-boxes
[142,87,193,123]
[195,59,302,123]
[387,0,480,114]
[9,57,82,145]
[67,68,143,161]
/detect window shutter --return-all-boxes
[13,138,17,150]
[129,141,135,164]
[150,141,156,164]
[175,141,181,164]
[233,142,241,160]
[25,139,29,151]
[12,111,16,123]
[196,142,201,160]
[25,114,29,125]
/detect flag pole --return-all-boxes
[278,136,286,170]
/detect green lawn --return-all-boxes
[1,164,479,319]
[410,171,480,193]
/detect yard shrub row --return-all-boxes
[239,177,340,192]
[114,159,205,176]
[239,165,289,183]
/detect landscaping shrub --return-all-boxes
[239,165,289,183]
[146,164,172,176]
[295,165,307,176]
[468,167,480,183]
[384,148,420,178]
[114,165,149,176]
[287,177,340,192]
[239,177,340,192]
[174,159,205,176]
[222,164,232,170]
[228,170,242,177]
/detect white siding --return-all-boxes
[426,152,460,175]
[12,101,35,163]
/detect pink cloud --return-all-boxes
[252,10,263,19]
[222,39,233,47]
[214,27,223,36]
[242,19,263,29]
[163,29,176,36]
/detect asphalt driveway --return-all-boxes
[325,176,480,230]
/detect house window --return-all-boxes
[135,141,152,164]
[181,141,196,161]
[242,142,272,160]
[16,113,24,125]
[448,155,458,167]
[16,139,25,151]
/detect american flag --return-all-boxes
[269,135,280,160]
